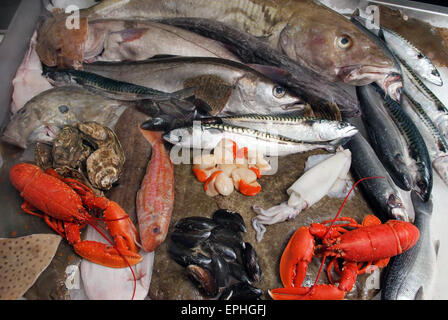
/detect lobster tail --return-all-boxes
[386,220,420,252]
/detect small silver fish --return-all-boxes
[380,28,442,86]
[219,114,358,143]
[163,123,343,156]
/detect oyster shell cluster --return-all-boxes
[35,121,125,191]
[169,209,263,299]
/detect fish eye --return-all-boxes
[336,35,353,50]
[273,86,286,98]
[58,105,69,113]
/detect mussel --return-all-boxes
[171,229,211,248]
[242,242,262,283]
[212,209,247,233]
[201,239,237,262]
[211,254,230,288]
[186,264,218,298]
[169,241,211,268]
[174,216,218,232]
[209,225,244,249]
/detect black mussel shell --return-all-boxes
[228,262,250,283]
[174,217,218,232]
[169,242,211,268]
[186,264,218,297]
[242,242,262,282]
[170,229,211,248]
[218,282,263,300]
[211,254,230,288]
[209,226,244,249]
[212,209,247,233]
[201,239,237,262]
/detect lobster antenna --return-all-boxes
[322,176,384,239]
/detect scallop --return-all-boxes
[231,167,257,189]
[215,173,234,196]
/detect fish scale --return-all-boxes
[379,87,433,202]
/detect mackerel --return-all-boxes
[44,68,194,101]
[401,93,448,187]
[346,133,410,222]
[163,123,344,156]
[209,114,358,142]
[399,58,448,140]
[380,86,433,203]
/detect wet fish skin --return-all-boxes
[346,132,410,222]
[382,191,437,300]
[164,122,344,157]
[44,68,195,101]
[399,58,448,141]
[216,114,358,142]
[380,88,433,203]
[84,0,396,85]
[84,56,307,117]
[155,17,360,118]
[402,93,448,187]
[2,86,128,149]
[357,85,414,192]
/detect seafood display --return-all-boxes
[0,234,62,300]
[252,149,352,241]
[1,0,448,302]
[169,209,263,299]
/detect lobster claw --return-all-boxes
[279,227,315,287]
[74,241,142,268]
[269,285,345,300]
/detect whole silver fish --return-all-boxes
[2,86,128,149]
[346,132,410,222]
[402,93,448,187]
[358,85,414,191]
[163,123,342,156]
[215,114,358,142]
[382,191,438,300]
[400,58,448,140]
[84,57,308,116]
[350,12,442,86]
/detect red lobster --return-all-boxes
[10,163,142,269]
[269,177,420,300]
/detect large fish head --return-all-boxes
[2,97,78,149]
[235,73,308,114]
[279,13,396,85]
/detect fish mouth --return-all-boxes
[336,65,400,86]
[281,101,309,111]
[377,73,403,102]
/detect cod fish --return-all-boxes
[382,191,438,300]
[84,0,397,85]
[2,86,127,149]
[207,114,358,143]
[164,123,344,157]
[83,57,308,117]
[346,132,411,222]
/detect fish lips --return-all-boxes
[336,65,400,85]
[281,101,308,112]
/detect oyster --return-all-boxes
[77,121,125,190]
[52,125,92,169]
